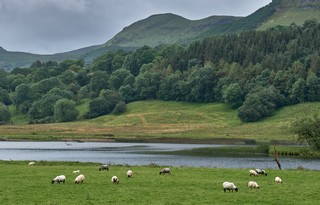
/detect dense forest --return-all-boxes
[1,19,320,124]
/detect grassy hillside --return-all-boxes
[1,101,318,143]
[104,13,239,48]
[0,161,319,205]
[259,0,320,29]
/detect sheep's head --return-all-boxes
[234,188,238,192]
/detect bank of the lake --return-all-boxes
[0,160,319,205]
[1,141,319,170]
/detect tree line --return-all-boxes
[1,19,320,126]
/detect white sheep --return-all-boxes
[222,182,238,192]
[275,176,282,183]
[255,168,267,176]
[74,174,85,184]
[127,170,133,177]
[73,170,80,173]
[111,176,120,184]
[52,175,66,184]
[249,169,258,176]
[248,181,260,189]
[28,162,35,166]
[159,167,171,175]
[99,164,109,171]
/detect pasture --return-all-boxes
[0,161,319,204]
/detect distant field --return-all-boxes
[1,101,319,144]
[0,161,319,205]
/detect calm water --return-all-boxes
[0,141,319,170]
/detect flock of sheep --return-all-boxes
[29,161,282,192]
[223,168,283,193]
[49,164,136,185]
[27,162,171,185]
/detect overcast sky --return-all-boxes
[0,0,272,54]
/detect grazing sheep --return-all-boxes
[275,176,282,183]
[248,181,260,189]
[28,162,35,166]
[222,182,238,192]
[255,169,268,176]
[127,170,133,177]
[99,165,109,171]
[72,170,80,173]
[52,175,66,184]
[159,167,171,175]
[111,176,120,184]
[249,169,258,176]
[74,174,85,184]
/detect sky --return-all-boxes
[0,0,272,54]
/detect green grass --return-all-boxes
[3,101,320,144]
[0,161,319,205]
[259,8,320,30]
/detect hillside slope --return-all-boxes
[104,13,240,48]
[259,0,320,29]
[3,100,319,142]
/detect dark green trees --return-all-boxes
[291,107,320,150]
[54,99,79,122]
[0,103,11,124]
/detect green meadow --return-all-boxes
[2,100,317,143]
[0,161,319,205]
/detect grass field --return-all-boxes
[0,161,319,205]
[3,100,318,144]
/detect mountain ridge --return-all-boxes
[1,0,320,71]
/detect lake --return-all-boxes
[0,141,319,170]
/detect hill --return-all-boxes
[2,100,318,144]
[104,13,240,48]
[1,0,320,71]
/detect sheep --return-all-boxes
[99,165,109,171]
[222,182,238,192]
[72,170,80,173]
[275,176,282,183]
[249,169,258,176]
[127,170,133,177]
[74,174,85,184]
[28,162,35,166]
[111,176,120,184]
[52,175,66,184]
[255,169,267,176]
[159,167,171,175]
[248,181,260,189]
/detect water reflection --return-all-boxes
[0,141,319,170]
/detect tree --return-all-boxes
[13,83,34,113]
[290,78,306,104]
[54,99,79,122]
[88,71,109,98]
[0,88,12,105]
[290,108,320,150]
[119,85,136,103]
[306,74,320,102]
[0,103,11,124]
[86,97,111,119]
[109,68,132,90]
[134,71,161,100]
[222,83,244,108]
[112,101,127,114]
[238,86,284,122]
[99,89,123,111]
